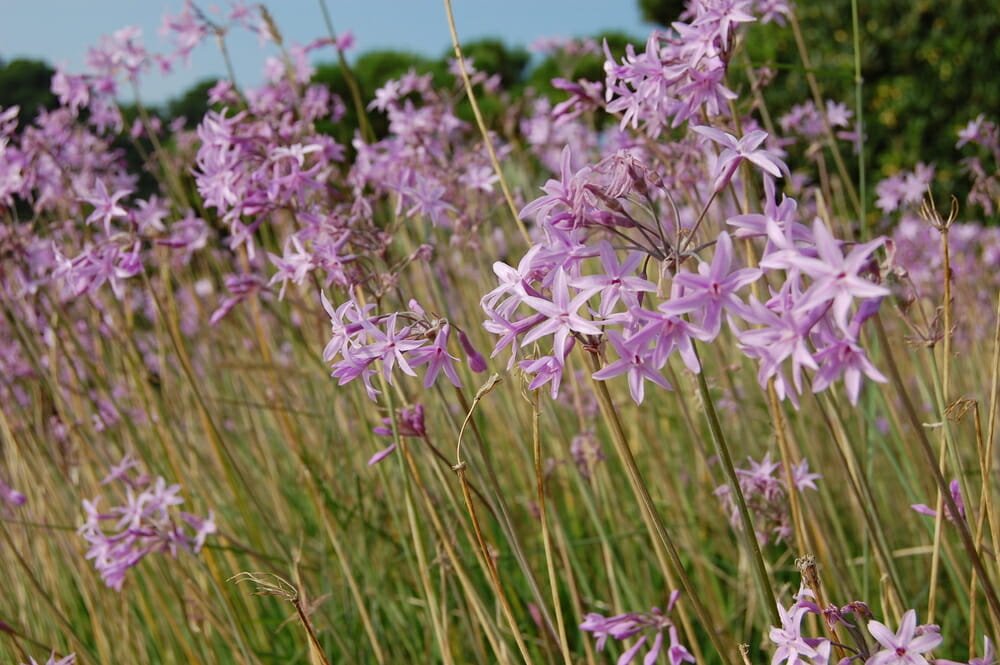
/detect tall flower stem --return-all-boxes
[454,376,534,665]
[584,350,737,665]
[690,344,780,626]
[850,0,867,238]
[381,378,455,665]
[874,314,1000,625]
[788,11,862,224]
[442,0,530,244]
[317,0,374,143]
[528,389,574,665]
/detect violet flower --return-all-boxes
[867,610,942,665]
[80,456,216,591]
[0,475,27,507]
[911,479,966,524]
[580,592,690,664]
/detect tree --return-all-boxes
[454,38,530,88]
[165,78,219,128]
[0,58,57,120]
[638,0,686,26]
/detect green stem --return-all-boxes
[584,351,737,665]
[874,315,1000,625]
[850,0,867,238]
[691,344,780,626]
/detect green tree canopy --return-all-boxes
[0,58,57,121]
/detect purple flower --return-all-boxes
[692,125,788,192]
[80,457,214,591]
[772,219,889,332]
[769,598,826,665]
[911,479,966,524]
[592,330,672,405]
[81,179,130,234]
[521,267,603,360]
[580,594,688,664]
[810,321,887,405]
[0,476,26,507]
[717,453,819,546]
[409,325,462,388]
[572,242,655,318]
[360,313,426,382]
[867,610,942,665]
[661,232,761,338]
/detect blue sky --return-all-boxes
[1,1,651,103]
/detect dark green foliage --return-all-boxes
[638,0,686,25]
[313,50,449,143]
[0,58,57,120]
[642,0,1000,197]
[457,38,530,88]
[524,31,636,98]
[166,78,219,128]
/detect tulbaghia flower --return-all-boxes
[661,232,761,337]
[764,219,888,331]
[770,598,825,665]
[602,0,761,137]
[592,330,671,405]
[209,274,267,325]
[692,125,788,192]
[580,592,690,664]
[369,404,427,465]
[322,293,477,398]
[520,268,603,360]
[715,453,819,545]
[867,610,942,665]
[21,654,76,665]
[0,475,27,507]
[79,457,216,591]
[911,479,966,524]
[81,179,130,234]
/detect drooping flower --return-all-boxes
[911,479,966,524]
[580,592,690,664]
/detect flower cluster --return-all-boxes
[483,124,888,407]
[368,403,428,465]
[956,114,999,216]
[79,455,216,591]
[322,293,485,400]
[766,584,994,665]
[356,63,510,240]
[714,453,819,545]
[580,591,695,665]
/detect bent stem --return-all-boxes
[454,376,534,665]
[691,343,780,627]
